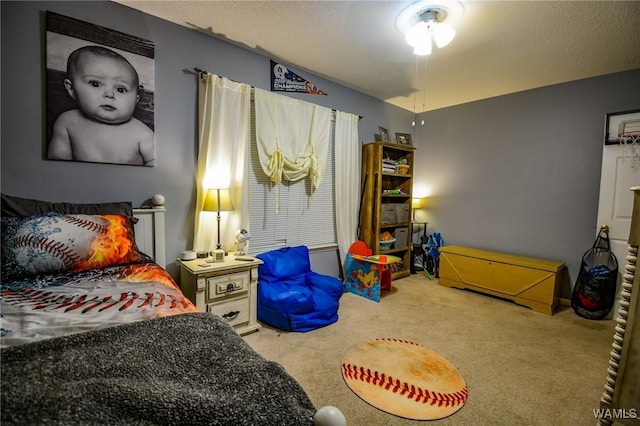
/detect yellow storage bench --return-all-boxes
[439,246,565,315]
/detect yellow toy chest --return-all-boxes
[439,246,565,315]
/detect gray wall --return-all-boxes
[2,1,638,300]
[0,1,410,279]
[411,70,640,298]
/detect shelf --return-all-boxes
[380,222,411,229]
[379,245,411,255]
[381,194,410,198]
[382,172,412,178]
[360,141,416,279]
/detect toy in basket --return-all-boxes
[379,231,395,251]
[379,239,396,250]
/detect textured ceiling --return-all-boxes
[114,0,640,113]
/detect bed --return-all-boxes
[598,187,640,426]
[0,194,342,425]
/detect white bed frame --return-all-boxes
[133,207,166,267]
[598,187,640,426]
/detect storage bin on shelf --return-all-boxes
[380,204,397,225]
[394,227,408,248]
[394,204,409,223]
[380,203,410,225]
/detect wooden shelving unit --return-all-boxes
[359,141,416,279]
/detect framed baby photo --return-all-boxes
[45,11,156,166]
[395,132,412,146]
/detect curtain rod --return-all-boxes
[190,67,362,120]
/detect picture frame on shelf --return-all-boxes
[378,126,390,142]
[396,132,412,146]
[604,109,640,145]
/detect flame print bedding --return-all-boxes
[0,262,198,348]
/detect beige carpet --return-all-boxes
[243,275,615,425]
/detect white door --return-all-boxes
[596,144,640,319]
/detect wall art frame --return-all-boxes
[395,132,412,146]
[604,109,640,145]
[378,126,390,142]
[45,11,156,166]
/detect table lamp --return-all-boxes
[411,197,423,221]
[204,188,234,261]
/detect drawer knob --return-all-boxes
[222,310,240,321]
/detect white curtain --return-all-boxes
[193,74,251,253]
[254,87,331,212]
[335,111,360,264]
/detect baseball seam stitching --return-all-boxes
[0,288,193,312]
[342,363,468,406]
[13,235,81,267]
[61,216,109,234]
[11,216,108,268]
[342,340,468,407]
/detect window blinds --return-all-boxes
[249,96,337,254]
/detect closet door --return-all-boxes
[596,143,639,318]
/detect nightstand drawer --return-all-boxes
[208,297,250,327]
[206,271,249,301]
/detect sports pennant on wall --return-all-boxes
[270,60,327,95]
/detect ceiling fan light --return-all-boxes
[433,22,456,48]
[413,37,432,55]
[397,1,464,56]
[405,21,428,47]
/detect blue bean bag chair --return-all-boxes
[256,245,343,332]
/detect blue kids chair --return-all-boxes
[256,245,343,332]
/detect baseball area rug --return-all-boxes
[341,338,468,420]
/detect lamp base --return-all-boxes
[207,249,225,263]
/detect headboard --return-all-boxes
[133,207,166,267]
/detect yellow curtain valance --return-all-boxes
[254,88,331,212]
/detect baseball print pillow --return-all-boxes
[1,213,149,280]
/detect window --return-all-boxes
[249,98,337,254]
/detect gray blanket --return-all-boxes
[1,313,315,425]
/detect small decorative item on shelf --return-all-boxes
[382,188,410,195]
[395,132,412,146]
[378,126,390,142]
[396,158,409,174]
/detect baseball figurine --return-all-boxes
[234,229,251,255]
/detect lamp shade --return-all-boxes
[412,197,423,209]
[432,22,456,48]
[204,188,234,212]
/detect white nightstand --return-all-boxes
[178,255,262,335]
